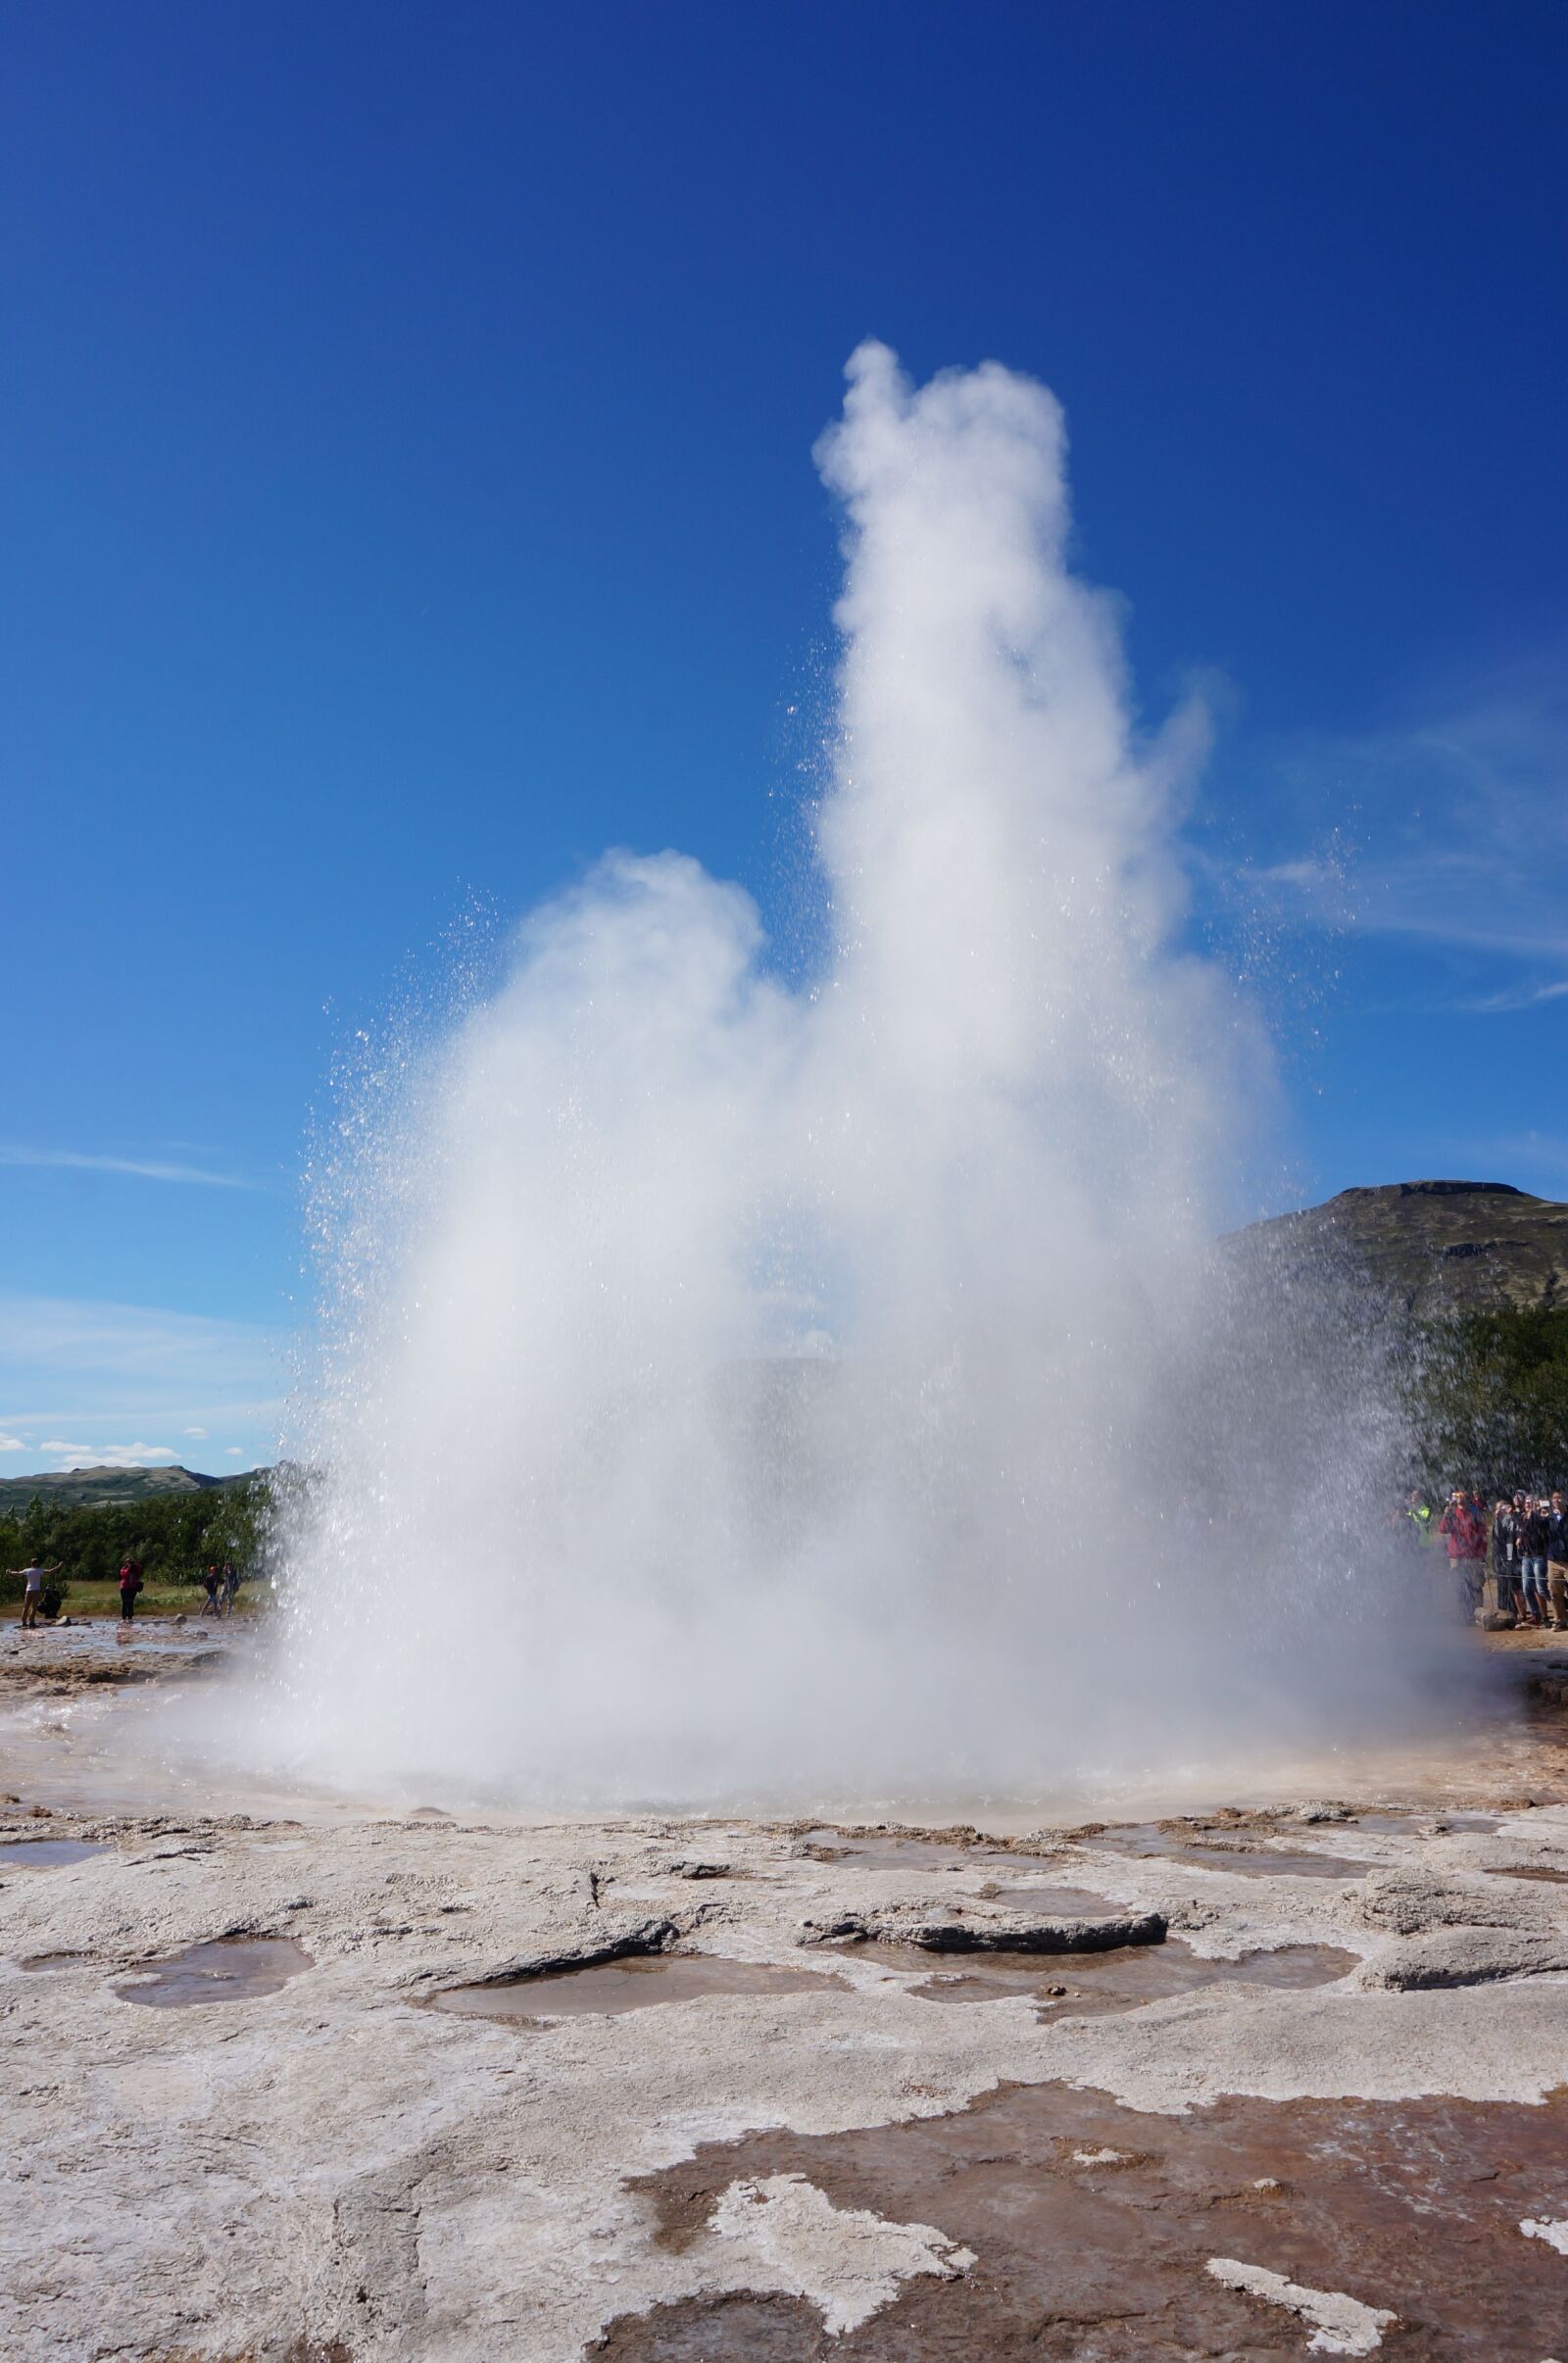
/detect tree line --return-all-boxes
[1406,1307,1568,1499]
[0,1475,273,1603]
[0,1308,1563,1605]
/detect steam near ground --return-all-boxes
[237,346,1470,1812]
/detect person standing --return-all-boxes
[1546,1491,1568,1632]
[220,1560,240,1615]
[1437,1489,1488,1621]
[1520,1496,1553,1628]
[9,1557,63,1630]
[117,1553,145,1622]
[1489,1498,1520,1623]
[200,1563,221,1617]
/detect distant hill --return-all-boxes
[0,1462,260,1512]
[1232,1180,1568,1318]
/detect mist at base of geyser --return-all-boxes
[235,342,1482,1814]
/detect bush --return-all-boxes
[1405,1307,1568,1498]
[0,1474,273,1597]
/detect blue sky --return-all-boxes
[4,1,1565,1473]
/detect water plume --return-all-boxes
[253,345,1465,1811]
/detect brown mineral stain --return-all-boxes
[598,2082,1568,2359]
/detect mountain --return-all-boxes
[0,1463,259,1512]
[1232,1180,1568,1318]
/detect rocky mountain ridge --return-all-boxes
[1231,1179,1568,1318]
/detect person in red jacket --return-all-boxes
[117,1555,145,1622]
[1437,1489,1488,1622]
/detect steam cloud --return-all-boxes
[252,346,1463,1812]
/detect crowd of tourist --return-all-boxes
[1405,1487,1568,1629]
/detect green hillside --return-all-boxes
[1232,1179,1568,1316]
[0,1462,257,1513]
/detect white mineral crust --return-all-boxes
[707,2171,975,2333]
[1206,2256,1396,2354]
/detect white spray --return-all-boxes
[252,346,1462,1811]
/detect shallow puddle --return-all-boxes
[1355,1810,1501,1836]
[19,1949,92,1969]
[965,1882,1120,1915]
[114,1936,312,2007]
[1483,1862,1568,1885]
[431,1951,850,2022]
[606,2082,1568,2358]
[1088,1823,1373,1878]
[831,1934,1356,2012]
[797,1829,984,1871]
[0,1839,109,1868]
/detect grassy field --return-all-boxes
[12,1578,270,1622]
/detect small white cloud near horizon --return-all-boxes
[0,1146,259,1190]
[0,1433,24,1452]
[225,1447,245,1457]
[37,1440,179,1470]
[0,1294,286,1474]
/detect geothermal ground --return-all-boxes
[5,1634,1568,2360]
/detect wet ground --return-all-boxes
[113,1933,313,2007]
[827,1932,1360,2013]
[1083,1822,1379,1878]
[1,1836,109,1867]
[431,1950,852,2022]
[602,2083,1568,2359]
[5,1633,1568,2358]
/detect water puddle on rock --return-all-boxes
[1086,1823,1374,1879]
[114,1936,312,2007]
[831,1935,1356,2013]
[1483,1862,1568,1885]
[964,1882,1121,1915]
[1355,1810,1501,1836]
[602,2083,1568,2357]
[796,1829,989,1871]
[431,1952,851,2023]
[19,1949,93,1969]
[1,1839,109,1868]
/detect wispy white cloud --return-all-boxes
[1220,656,1568,980]
[0,1434,24,1452]
[37,1439,179,1469]
[0,1295,288,1474]
[1464,978,1568,1014]
[0,1147,260,1189]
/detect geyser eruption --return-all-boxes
[260,345,1454,1809]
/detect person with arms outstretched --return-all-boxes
[9,1558,63,1630]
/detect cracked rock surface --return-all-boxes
[5,1667,1568,2357]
